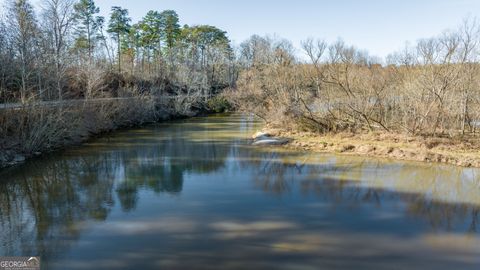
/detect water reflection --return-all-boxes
[0,155,116,259]
[0,114,479,269]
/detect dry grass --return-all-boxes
[261,127,480,167]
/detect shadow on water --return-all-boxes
[0,113,479,269]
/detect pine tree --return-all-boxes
[73,0,103,60]
[159,10,180,50]
[108,6,131,73]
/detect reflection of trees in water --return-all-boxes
[112,123,232,212]
[0,153,117,258]
[1,113,479,263]
[251,151,295,194]
[0,119,235,258]
[234,146,480,233]
[406,199,479,232]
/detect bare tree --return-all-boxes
[7,0,39,102]
[231,20,480,137]
[302,38,327,98]
[41,0,75,100]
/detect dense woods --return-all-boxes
[0,0,234,102]
[0,0,234,166]
[228,20,480,137]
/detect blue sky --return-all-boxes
[3,0,480,58]
[95,0,480,58]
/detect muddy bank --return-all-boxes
[255,128,480,168]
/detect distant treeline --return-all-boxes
[0,0,235,102]
[229,19,480,137]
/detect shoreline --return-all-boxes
[0,118,167,170]
[0,108,206,171]
[256,128,480,168]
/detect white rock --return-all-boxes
[252,138,290,146]
[252,131,271,140]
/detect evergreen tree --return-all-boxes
[73,0,103,59]
[138,10,162,65]
[108,6,131,72]
[159,10,180,50]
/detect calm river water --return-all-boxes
[0,114,479,269]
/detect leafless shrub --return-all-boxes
[231,24,480,138]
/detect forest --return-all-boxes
[0,0,234,102]
[0,0,234,166]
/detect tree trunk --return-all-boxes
[117,32,121,73]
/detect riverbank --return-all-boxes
[256,127,480,167]
[0,96,205,170]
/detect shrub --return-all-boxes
[207,95,232,113]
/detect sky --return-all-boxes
[3,0,480,58]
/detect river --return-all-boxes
[0,113,479,269]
